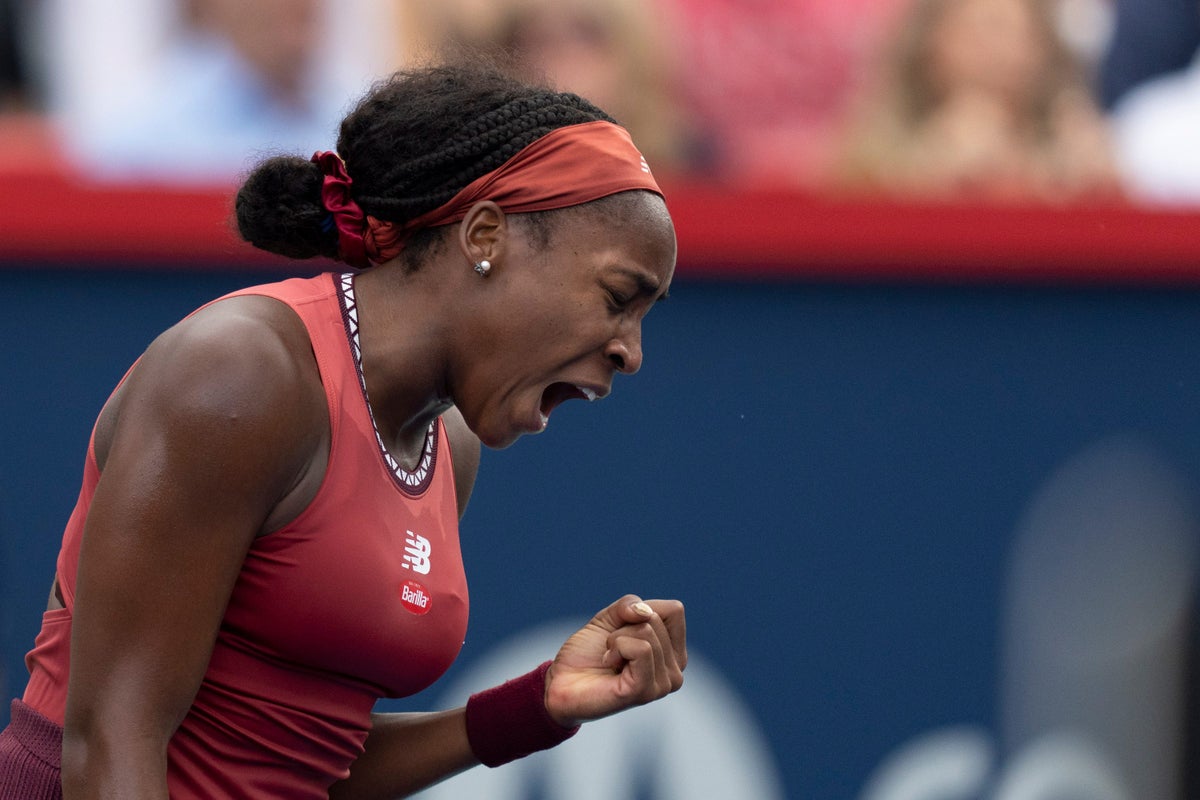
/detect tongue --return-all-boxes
[540,382,584,416]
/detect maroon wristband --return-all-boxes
[464,660,580,767]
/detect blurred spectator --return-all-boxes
[0,0,67,176]
[1108,3,1200,206]
[833,0,1121,203]
[661,0,911,188]
[1055,0,1117,80]
[33,0,392,184]
[1099,0,1200,108]
[0,0,32,110]
[395,0,703,180]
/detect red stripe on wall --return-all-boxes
[3,171,1198,285]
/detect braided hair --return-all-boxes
[235,63,615,267]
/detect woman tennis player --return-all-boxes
[0,63,685,799]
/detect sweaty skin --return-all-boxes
[53,191,684,800]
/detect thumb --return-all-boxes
[592,594,654,632]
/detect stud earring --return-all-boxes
[474,260,491,277]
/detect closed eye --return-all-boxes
[604,267,668,311]
[606,288,632,312]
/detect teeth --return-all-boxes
[579,386,598,401]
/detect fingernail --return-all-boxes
[633,601,653,617]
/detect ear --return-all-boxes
[458,201,507,269]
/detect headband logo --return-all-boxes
[640,156,651,174]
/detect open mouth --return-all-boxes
[539,382,599,422]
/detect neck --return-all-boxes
[350,262,458,463]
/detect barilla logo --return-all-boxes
[400,580,432,615]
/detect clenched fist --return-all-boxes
[544,595,687,727]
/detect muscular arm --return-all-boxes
[61,298,326,798]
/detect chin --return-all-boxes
[465,404,541,450]
[481,435,520,450]
[475,425,523,450]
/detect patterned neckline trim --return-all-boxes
[336,272,438,494]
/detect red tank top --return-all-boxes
[22,273,470,797]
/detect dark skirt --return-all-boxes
[0,699,63,799]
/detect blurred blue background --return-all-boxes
[3,263,1196,798]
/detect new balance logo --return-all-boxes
[402,531,431,574]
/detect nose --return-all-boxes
[605,325,643,375]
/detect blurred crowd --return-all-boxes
[1,0,1199,206]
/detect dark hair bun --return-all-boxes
[233,64,617,267]
[235,156,339,260]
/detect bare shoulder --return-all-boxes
[63,295,332,754]
[95,293,327,494]
[441,406,480,521]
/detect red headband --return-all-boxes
[312,121,663,268]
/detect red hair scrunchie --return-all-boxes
[311,151,370,269]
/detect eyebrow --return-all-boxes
[615,267,669,302]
